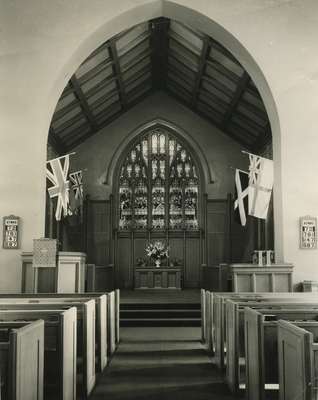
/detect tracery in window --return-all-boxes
[118,128,199,230]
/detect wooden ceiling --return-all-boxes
[49,18,271,154]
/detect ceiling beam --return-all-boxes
[221,71,250,129]
[69,76,99,132]
[149,17,170,90]
[191,36,210,108]
[109,38,128,110]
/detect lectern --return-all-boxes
[21,251,86,293]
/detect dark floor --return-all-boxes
[120,289,201,304]
[90,327,238,400]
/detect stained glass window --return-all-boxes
[118,128,200,230]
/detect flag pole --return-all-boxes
[241,150,272,160]
[70,168,88,174]
[46,152,76,164]
[229,166,249,175]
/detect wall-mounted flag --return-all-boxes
[234,168,249,226]
[247,153,273,220]
[46,154,71,221]
[69,170,83,200]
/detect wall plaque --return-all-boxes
[33,238,57,268]
[3,215,20,249]
[300,216,317,249]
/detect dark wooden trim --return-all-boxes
[222,71,250,129]
[69,76,99,132]
[109,39,128,110]
[191,36,210,108]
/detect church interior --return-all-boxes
[1,1,318,399]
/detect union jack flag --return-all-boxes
[46,155,70,221]
[69,170,83,200]
[248,154,273,219]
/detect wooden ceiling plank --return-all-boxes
[69,76,99,132]
[77,58,114,85]
[205,57,240,84]
[191,36,210,108]
[201,75,233,99]
[221,71,250,129]
[109,38,128,110]
[67,89,155,150]
[165,88,252,149]
[121,48,152,74]
[168,51,198,74]
[168,33,200,62]
[84,75,117,99]
[117,30,151,59]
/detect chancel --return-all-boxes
[2,2,318,400]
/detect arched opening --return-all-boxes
[44,7,280,290]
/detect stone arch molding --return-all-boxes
[100,119,215,189]
[46,0,282,259]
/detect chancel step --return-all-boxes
[120,302,201,327]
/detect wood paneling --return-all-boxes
[206,200,229,266]
[86,201,111,265]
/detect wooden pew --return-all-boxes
[0,296,107,372]
[226,301,318,395]
[245,309,318,400]
[0,320,44,400]
[0,301,96,398]
[201,289,206,342]
[277,320,318,400]
[0,290,119,357]
[212,292,318,368]
[0,308,77,400]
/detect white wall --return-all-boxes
[1,0,318,290]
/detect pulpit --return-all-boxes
[201,263,294,292]
[21,251,86,293]
[134,267,182,289]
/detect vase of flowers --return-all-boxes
[145,240,169,268]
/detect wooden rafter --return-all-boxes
[191,36,210,108]
[221,71,250,129]
[69,76,99,132]
[109,38,128,110]
[149,17,170,90]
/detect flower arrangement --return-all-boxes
[145,241,169,266]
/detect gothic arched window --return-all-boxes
[118,127,200,231]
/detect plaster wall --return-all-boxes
[72,91,247,200]
[1,0,318,290]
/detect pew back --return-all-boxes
[0,308,77,400]
[278,320,318,400]
[226,300,318,394]
[0,320,44,400]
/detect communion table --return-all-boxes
[134,267,182,289]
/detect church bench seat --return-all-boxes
[0,308,76,400]
[0,320,44,400]
[245,309,318,400]
[0,301,96,399]
[0,289,120,354]
[277,320,318,400]
[226,302,318,395]
[210,292,318,368]
[0,295,107,372]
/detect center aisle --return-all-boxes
[90,327,237,400]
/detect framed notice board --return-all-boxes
[3,215,20,249]
[300,215,317,249]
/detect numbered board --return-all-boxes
[300,215,317,249]
[3,215,20,249]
